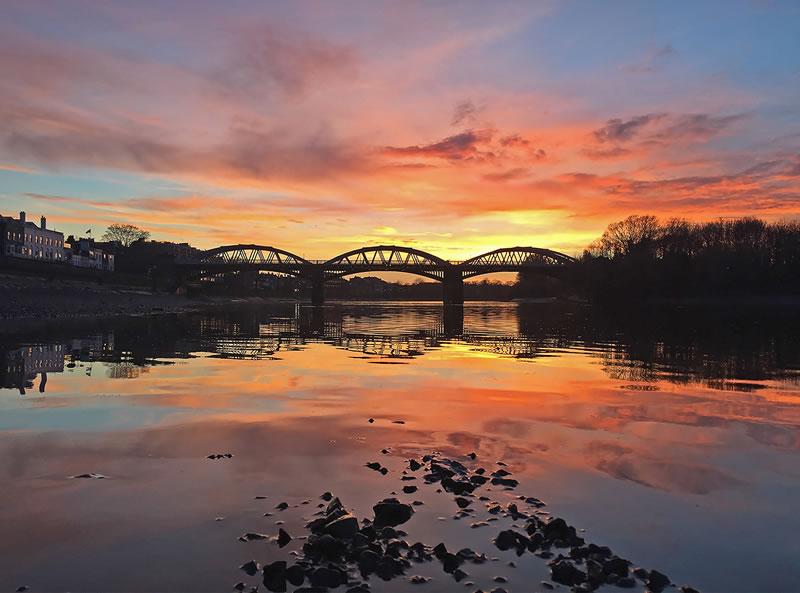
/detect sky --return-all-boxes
[1,0,799,260]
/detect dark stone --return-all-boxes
[408,459,422,471]
[262,560,287,592]
[240,560,260,575]
[680,587,700,593]
[373,498,413,527]
[310,566,344,588]
[277,528,292,548]
[239,532,268,542]
[441,552,463,573]
[326,514,359,539]
[275,502,289,510]
[233,583,245,592]
[467,452,477,459]
[494,529,528,552]
[403,485,418,494]
[490,477,519,488]
[321,491,333,501]
[616,576,636,588]
[646,570,671,593]
[368,418,374,423]
[286,564,305,587]
[550,559,587,586]
[410,575,429,584]
[453,568,468,582]
[358,549,381,572]
[603,556,630,577]
[454,496,471,508]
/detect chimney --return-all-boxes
[19,211,25,224]
[41,216,47,230]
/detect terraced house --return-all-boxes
[0,211,65,262]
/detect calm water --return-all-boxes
[1,302,799,593]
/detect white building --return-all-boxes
[65,237,115,272]
[1,211,65,262]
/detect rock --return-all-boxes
[603,556,629,577]
[392,420,405,424]
[15,587,29,593]
[541,582,554,590]
[325,514,359,539]
[616,576,636,588]
[311,566,347,589]
[275,502,289,510]
[233,583,245,592]
[373,498,414,527]
[410,575,429,584]
[262,560,287,592]
[366,462,382,471]
[453,568,468,582]
[550,559,587,586]
[254,495,267,499]
[490,477,519,488]
[286,564,305,587]
[494,575,508,583]
[680,587,700,593]
[646,569,671,593]
[441,552,463,573]
[494,530,528,552]
[454,496,471,508]
[321,492,333,501]
[277,528,292,548]
[403,485,418,494]
[408,459,422,471]
[368,418,374,423]
[239,532,268,542]
[240,560,260,575]
[467,452,477,459]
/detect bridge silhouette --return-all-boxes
[176,245,575,305]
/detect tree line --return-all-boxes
[576,215,800,301]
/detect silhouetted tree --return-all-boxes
[102,224,150,247]
[576,215,800,302]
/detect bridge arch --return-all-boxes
[200,244,310,268]
[460,247,574,279]
[323,245,451,281]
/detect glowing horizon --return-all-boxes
[1,1,798,259]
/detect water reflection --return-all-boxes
[3,302,799,391]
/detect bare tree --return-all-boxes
[102,224,150,247]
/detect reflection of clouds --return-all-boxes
[585,441,742,495]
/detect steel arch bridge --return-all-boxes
[176,244,575,304]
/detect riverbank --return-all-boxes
[0,274,290,333]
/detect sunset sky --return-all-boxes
[1,0,799,259]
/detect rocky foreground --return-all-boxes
[233,452,700,593]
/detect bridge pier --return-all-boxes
[443,269,464,305]
[310,267,325,305]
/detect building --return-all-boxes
[0,211,65,262]
[0,343,65,395]
[65,237,115,272]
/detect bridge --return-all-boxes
[176,245,575,305]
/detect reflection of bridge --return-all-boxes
[190,305,564,361]
[176,245,575,305]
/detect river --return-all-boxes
[1,301,799,593]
